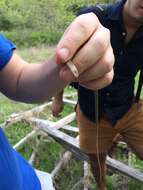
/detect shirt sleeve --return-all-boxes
[0,34,16,71]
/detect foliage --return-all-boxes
[0,0,115,46]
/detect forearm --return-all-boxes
[0,53,67,103]
[16,57,66,103]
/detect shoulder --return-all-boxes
[77,4,106,14]
[0,34,15,46]
[77,3,113,23]
[0,34,16,70]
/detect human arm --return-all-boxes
[0,53,66,103]
[0,13,114,103]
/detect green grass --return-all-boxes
[17,45,55,63]
[1,46,143,189]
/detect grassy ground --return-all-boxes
[1,46,143,189]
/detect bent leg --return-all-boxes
[76,105,117,190]
[88,153,107,190]
[117,100,143,160]
[108,133,123,158]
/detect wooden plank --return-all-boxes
[13,130,38,150]
[29,151,37,165]
[51,151,72,178]
[30,113,76,130]
[63,98,77,106]
[29,118,143,183]
[1,102,52,128]
[83,161,90,190]
[45,120,79,133]
[52,112,76,130]
[62,125,79,132]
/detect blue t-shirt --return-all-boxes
[0,34,41,190]
[0,34,16,70]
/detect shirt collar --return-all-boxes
[108,0,143,38]
[107,0,126,21]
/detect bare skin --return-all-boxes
[52,90,64,117]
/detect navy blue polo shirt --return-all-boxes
[0,34,41,190]
[78,0,143,125]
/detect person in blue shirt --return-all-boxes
[52,0,143,189]
[0,13,114,190]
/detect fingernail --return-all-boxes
[59,48,69,62]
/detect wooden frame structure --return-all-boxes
[2,97,143,189]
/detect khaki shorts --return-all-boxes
[76,100,143,154]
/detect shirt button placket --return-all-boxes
[122,32,126,36]
[120,51,123,55]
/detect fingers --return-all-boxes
[80,69,114,90]
[78,45,114,82]
[56,12,114,90]
[59,26,112,83]
[52,99,64,117]
[59,43,114,85]
[72,26,110,75]
[56,13,99,63]
[59,65,77,83]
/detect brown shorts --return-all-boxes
[76,100,143,154]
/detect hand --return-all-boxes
[56,13,114,90]
[52,98,64,117]
[51,90,64,117]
